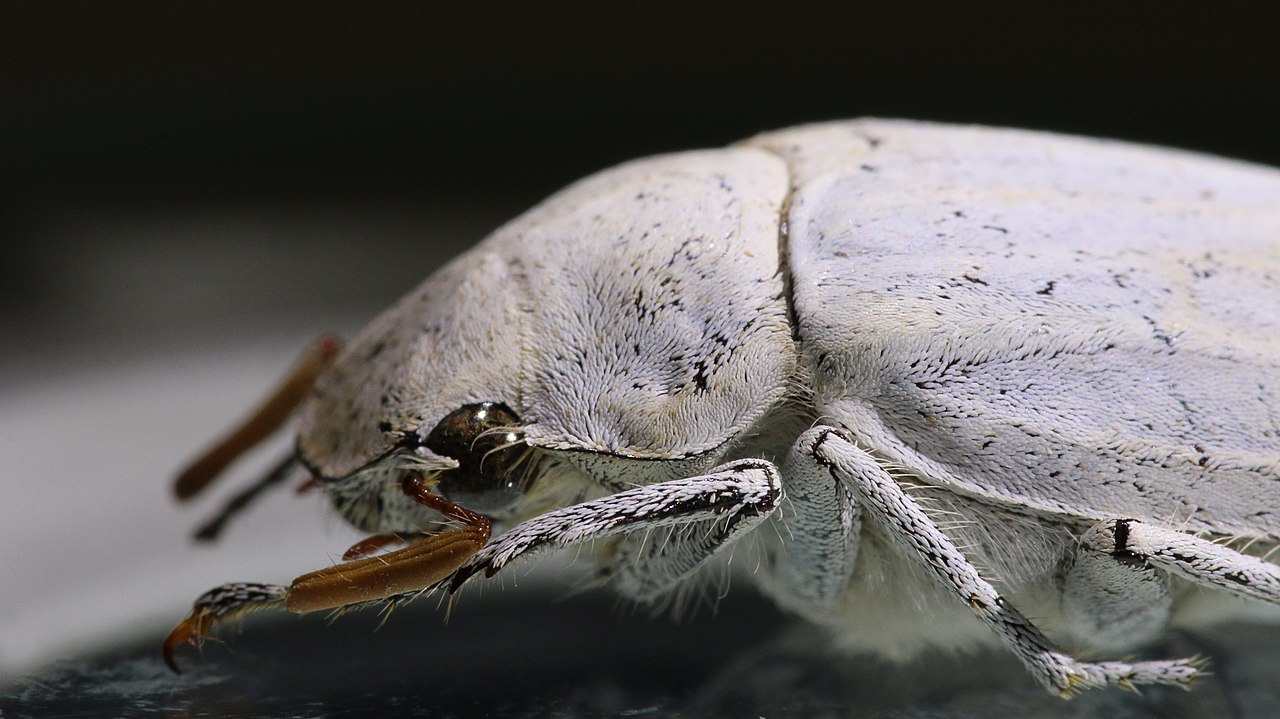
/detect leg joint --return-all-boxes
[1109,518,1148,568]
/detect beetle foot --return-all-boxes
[162,582,288,673]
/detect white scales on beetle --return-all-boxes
[165,119,1280,697]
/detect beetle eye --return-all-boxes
[424,402,529,514]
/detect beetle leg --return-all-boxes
[798,426,1201,697]
[401,472,492,527]
[173,333,342,500]
[445,458,782,593]
[267,481,492,614]
[1105,519,1280,605]
[191,453,301,541]
[164,481,490,672]
[163,582,287,673]
[164,522,487,672]
[753,434,861,617]
[334,475,480,560]
[284,522,489,614]
[342,531,432,561]
[1061,519,1173,653]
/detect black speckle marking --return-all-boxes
[1141,315,1175,347]
[1110,519,1148,567]
[1036,280,1056,296]
[691,359,711,391]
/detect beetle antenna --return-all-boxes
[173,333,342,500]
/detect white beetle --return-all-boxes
[168,119,1280,697]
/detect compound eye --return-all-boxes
[424,402,528,515]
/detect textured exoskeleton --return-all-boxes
[172,120,1280,696]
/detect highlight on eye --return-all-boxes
[422,402,537,514]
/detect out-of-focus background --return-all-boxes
[3,4,1280,717]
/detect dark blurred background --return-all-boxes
[4,2,1280,381]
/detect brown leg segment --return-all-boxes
[342,532,428,561]
[339,472,492,561]
[164,476,491,672]
[401,472,491,527]
[285,477,491,612]
[284,523,489,613]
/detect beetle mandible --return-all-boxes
[166,119,1280,697]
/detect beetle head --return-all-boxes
[295,148,797,532]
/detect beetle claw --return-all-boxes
[161,582,288,674]
[162,608,211,674]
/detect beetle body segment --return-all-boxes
[753,121,1280,537]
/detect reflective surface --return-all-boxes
[5,588,1280,718]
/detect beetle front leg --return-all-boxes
[163,522,489,672]
[800,426,1201,697]
[162,582,287,672]
[447,458,782,592]
[164,478,490,672]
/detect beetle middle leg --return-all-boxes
[1093,519,1280,605]
[753,434,861,617]
[796,426,1201,696]
[1061,519,1173,654]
